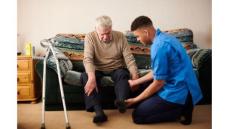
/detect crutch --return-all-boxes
[40,39,71,129]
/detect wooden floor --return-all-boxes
[18,102,211,129]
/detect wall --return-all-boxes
[18,0,212,55]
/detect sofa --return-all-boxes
[35,28,211,111]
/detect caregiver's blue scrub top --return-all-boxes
[151,29,203,105]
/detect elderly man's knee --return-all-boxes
[113,69,130,80]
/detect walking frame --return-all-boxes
[40,39,71,129]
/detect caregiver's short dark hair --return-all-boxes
[131,16,153,31]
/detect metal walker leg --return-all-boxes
[41,48,50,129]
[41,43,71,129]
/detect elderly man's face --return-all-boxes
[96,26,112,43]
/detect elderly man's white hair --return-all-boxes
[95,15,112,29]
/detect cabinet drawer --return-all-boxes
[17,72,32,83]
[17,86,31,99]
[17,60,31,71]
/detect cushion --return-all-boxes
[63,70,82,86]
[139,69,151,77]
[63,69,151,87]
[164,28,193,42]
[190,49,212,70]
[164,28,198,51]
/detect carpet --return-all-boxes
[18,102,211,129]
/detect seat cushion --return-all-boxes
[64,70,82,86]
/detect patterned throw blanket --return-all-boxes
[49,28,198,71]
[46,47,73,77]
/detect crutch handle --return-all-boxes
[40,38,55,48]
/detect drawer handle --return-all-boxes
[17,78,19,82]
[17,91,19,95]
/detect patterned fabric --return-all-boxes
[181,42,198,50]
[53,34,85,61]
[47,47,73,77]
[129,43,150,55]
[54,41,84,50]
[53,34,84,50]
[125,31,141,43]
[54,34,83,44]
[58,48,84,61]
[57,33,86,41]
[165,28,198,50]
[48,28,197,70]
[164,28,193,42]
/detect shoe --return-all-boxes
[180,115,192,125]
[115,100,126,113]
[93,114,108,123]
[180,108,193,125]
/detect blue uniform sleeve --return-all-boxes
[151,45,168,80]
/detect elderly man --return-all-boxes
[81,15,139,123]
[125,16,203,125]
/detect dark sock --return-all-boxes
[115,100,126,113]
[94,105,105,116]
[93,105,107,123]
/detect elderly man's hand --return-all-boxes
[84,79,98,96]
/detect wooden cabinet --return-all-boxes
[17,56,41,103]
